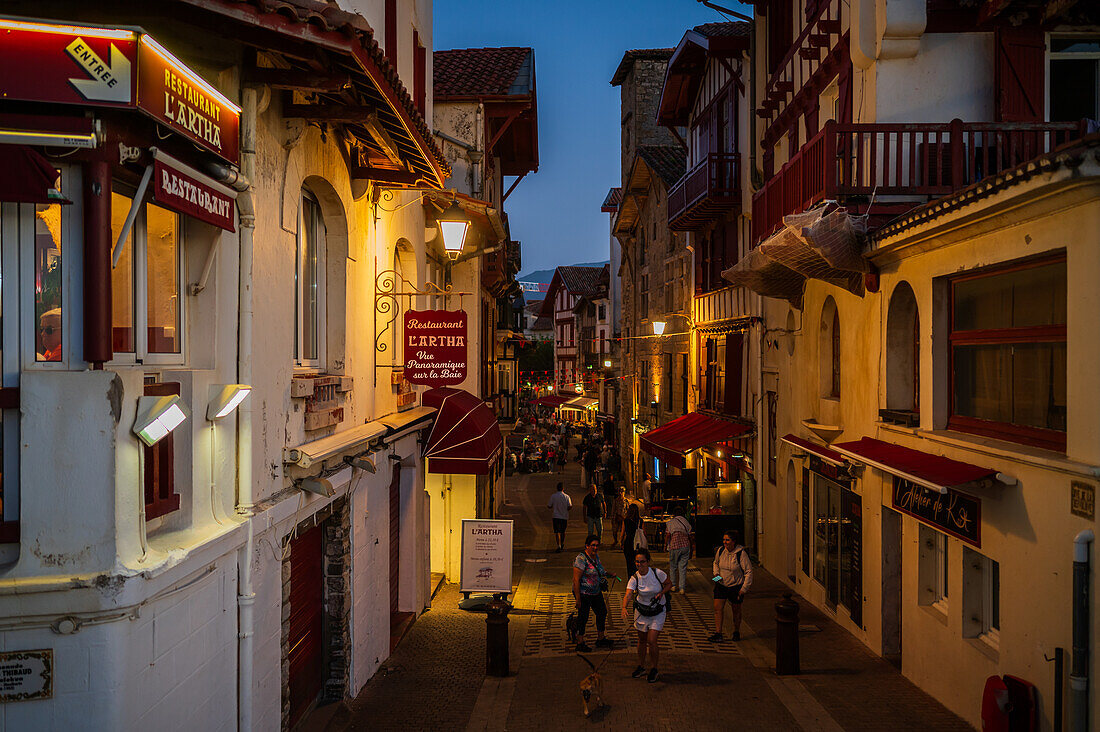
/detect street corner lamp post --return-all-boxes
[438,199,470,261]
[207,384,252,421]
[133,394,190,446]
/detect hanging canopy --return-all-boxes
[0,145,63,204]
[640,411,754,469]
[831,437,1003,494]
[422,387,503,475]
[535,395,569,408]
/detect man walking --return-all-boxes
[547,482,572,552]
[582,483,605,540]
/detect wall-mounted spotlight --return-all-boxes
[133,394,190,446]
[207,384,252,421]
[345,454,377,473]
[300,476,334,497]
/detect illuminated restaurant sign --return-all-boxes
[0,19,240,163]
[153,153,236,231]
[403,310,468,387]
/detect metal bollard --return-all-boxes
[774,592,800,675]
[485,598,511,677]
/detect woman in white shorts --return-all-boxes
[621,547,671,683]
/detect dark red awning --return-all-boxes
[0,145,61,204]
[422,387,503,475]
[831,437,1001,494]
[640,412,753,469]
[780,434,847,466]
[534,395,569,407]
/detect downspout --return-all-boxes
[1071,529,1093,732]
[206,86,256,732]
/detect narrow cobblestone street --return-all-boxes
[329,462,973,731]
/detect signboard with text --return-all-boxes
[891,477,981,547]
[403,310,468,387]
[153,155,236,231]
[460,519,513,594]
[0,649,52,703]
[0,20,239,163]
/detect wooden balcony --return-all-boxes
[751,119,1085,244]
[668,153,741,231]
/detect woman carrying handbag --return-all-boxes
[620,547,671,683]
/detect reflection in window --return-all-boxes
[111,192,135,353]
[296,194,324,364]
[146,204,180,354]
[34,203,63,362]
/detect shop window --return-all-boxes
[819,297,840,399]
[109,192,183,361]
[1,204,21,542]
[296,192,326,368]
[918,526,949,614]
[144,380,181,520]
[33,201,64,362]
[812,474,860,616]
[886,282,920,415]
[1049,36,1099,122]
[949,255,1066,450]
[963,547,1000,648]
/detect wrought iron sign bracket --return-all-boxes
[374,268,472,369]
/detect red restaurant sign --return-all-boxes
[403,310,468,387]
[153,154,236,231]
[0,19,240,163]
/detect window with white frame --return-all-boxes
[295,192,326,368]
[919,525,949,614]
[963,547,1000,647]
[110,191,184,363]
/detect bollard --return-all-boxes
[775,592,800,675]
[485,598,511,677]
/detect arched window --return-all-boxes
[819,297,840,398]
[886,282,919,412]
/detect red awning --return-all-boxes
[780,434,847,467]
[535,395,569,407]
[640,412,753,469]
[0,145,61,204]
[831,437,1001,494]
[422,387,503,475]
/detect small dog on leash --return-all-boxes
[577,654,604,717]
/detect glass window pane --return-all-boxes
[954,262,1066,331]
[953,344,1013,423]
[299,197,323,362]
[110,192,135,353]
[34,203,63,362]
[1051,38,1100,53]
[146,204,180,354]
[1050,58,1098,123]
[813,478,828,584]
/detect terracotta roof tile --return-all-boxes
[434,47,534,98]
[601,187,622,212]
[693,21,752,38]
[638,145,687,188]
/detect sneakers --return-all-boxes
[594,638,614,649]
[631,665,646,678]
[707,632,724,643]
[647,667,660,683]
[731,630,741,641]
[679,588,687,595]
[575,642,592,653]
[670,586,679,593]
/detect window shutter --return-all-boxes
[724,333,744,415]
[995,26,1045,122]
[385,0,397,65]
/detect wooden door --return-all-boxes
[389,464,402,615]
[288,523,324,727]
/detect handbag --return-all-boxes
[632,569,670,616]
[633,523,648,550]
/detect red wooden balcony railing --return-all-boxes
[668,152,741,231]
[751,119,1084,244]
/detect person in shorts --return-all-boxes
[621,547,671,683]
[709,529,753,642]
[547,482,572,552]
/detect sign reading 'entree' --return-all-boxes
[403,310,467,387]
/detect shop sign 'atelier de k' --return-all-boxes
[403,310,468,387]
[0,19,240,163]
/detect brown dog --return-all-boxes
[578,655,604,717]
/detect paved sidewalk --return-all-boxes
[330,461,973,731]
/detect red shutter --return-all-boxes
[724,333,744,415]
[413,30,426,117]
[385,0,397,65]
[838,64,853,124]
[995,26,1046,122]
[288,523,324,727]
[143,382,180,520]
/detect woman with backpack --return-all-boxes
[620,547,671,683]
[709,529,753,642]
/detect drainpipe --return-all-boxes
[206,86,257,732]
[1071,529,1093,732]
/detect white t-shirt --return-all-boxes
[628,567,668,607]
[547,491,572,520]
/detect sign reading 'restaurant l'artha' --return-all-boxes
[403,309,467,387]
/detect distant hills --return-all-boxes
[517,260,609,291]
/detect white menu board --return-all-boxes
[460,519,514,594]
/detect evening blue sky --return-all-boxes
[434,0,750,279]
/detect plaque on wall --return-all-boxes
[0,649,52,703]
[1071,481,1095,521]
[891,478,981,547]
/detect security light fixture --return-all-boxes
[437,200,470,260]
[207,384,252,421]
[344,454,377,473]
[652,321,666,336]
[300,476,334,497]
[133,395,190,446]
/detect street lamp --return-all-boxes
[652,313,692,336]
[651,320,666,336]
[437,200,470,260]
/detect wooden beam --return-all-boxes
[284,103,374,122]
[244,67,352,92]
[502,172,528,203]
[351,166,420,185]
[363,111,404,166]
[487,110,523,154]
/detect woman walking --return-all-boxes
[709,529,753,642]
[622,500,641,577]
[572,535,615,652]
[621,547,671,683]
